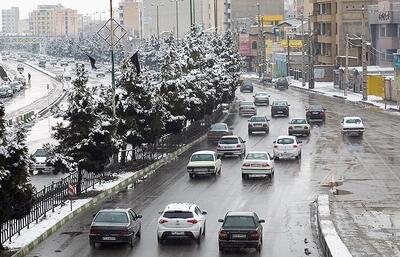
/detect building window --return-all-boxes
[380,25,386,37]
[252,41,257,49]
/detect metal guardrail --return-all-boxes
[0,107,223,245]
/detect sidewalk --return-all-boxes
[289,79,400,114]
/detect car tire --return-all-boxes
[203,223,206,235]
[265,129,269,135]
[359,132,363,137]
[89,239,95,248]
[157,236,164,244]
[242,174,246,180]
[218,167,221,174]
[129,235,134,247]
[219,245,225,252]
[248,130,252,135]
[136,228,141,238]
[196,231,202,244]
[189,174,195,179]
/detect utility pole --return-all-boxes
[110,0,116,118]
[308,13,314,89]
[214,0,218,33]
[156,5,160,39]
[301,14,305,87]
[361,7,368,100]
[175,0,179,39]
[190,0,193,26]
[287,31,290,77]
[257,3,262,78]
[344,33,349,96]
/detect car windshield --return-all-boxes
[345,118,362,124]
[191,154,214,162]
[219,138,239,144]
[245,153,268,160]
[34,149,47,157]
[163,211,193,219]
[94,212,129,223]
[210,124,227,131]
[243,80,252,86]
[256,92,268,96]
[277,138,295,144]
[291,119,307,124]
[223,216,256,228]
[309,105,323,110]
[250,117,266,122]
[240,102,253,106]
[273,101,287,106]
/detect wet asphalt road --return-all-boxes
[26,82,327,257]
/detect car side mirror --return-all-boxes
[202,210,208,215]
[288,104,291,106]
[243,140,246,143]
[267,119,270,122]
[259,219,265,223]
[92,214,96,218]
[298,141,303,144]
[229,126,234,130]
[158,211,163,215]
[218,219,224,223]
[273,141,276,144]
[137,215,142,219]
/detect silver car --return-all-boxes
[239,101,257,116]
[253,92,270,106]
[288,118,310,136]
[248,115,270,135]
[217,135,246,158]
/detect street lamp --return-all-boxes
[170,0,184,39]
[151,3,164,40]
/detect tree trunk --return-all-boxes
[120,143,127,165]
[76,170,82,195]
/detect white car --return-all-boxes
[341,116,364,137]
[157,203,207,244]
[273,136,302,160]
[187,151,221,178]
[241,152,275,180]
[253,92,270,106]
[288,118,311,136]
[217,135,247,158]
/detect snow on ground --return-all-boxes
[26,116,63,154]
[289,79,400,113]
[4,171,136,249]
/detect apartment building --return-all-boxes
[202,0,232,32]
[30,5,78,37]
[369,0,400,66]
[1,7,19,34]
[119,0,141,38]
[311,0,378,65]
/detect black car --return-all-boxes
[275,78,289,90]
[240,80,253,93]
[271,101,290,117]
[306,105,326,122]
[89,208,142,248]
[218,212,264,252]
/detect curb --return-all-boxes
[11,134,206,257]
[290,85,327,96]
[11,110,230,257]
[317,195,352,257]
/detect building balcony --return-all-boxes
[317,35,334,44]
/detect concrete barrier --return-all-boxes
[317,195,353,257]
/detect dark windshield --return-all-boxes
[191,154,214,162]
[273,101,288,106]
[309,105,323,110]
[34,149,47,157]
[219,138,238,144]
[345,118,362,124]
[210,124,227,131]
[250,117,266,122]
[95,212,129,223]
[223,216,256,228]
[240,102,253,106]
[291,119,307,124]
[277,138,295,144]
[245,153,268,160]
[163,211,193,219]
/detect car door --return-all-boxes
[195,207,206,230]
[129,209,140,234]
[214,153,221,170]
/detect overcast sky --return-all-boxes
[1,0,113,19]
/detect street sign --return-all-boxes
[97,18,127,47]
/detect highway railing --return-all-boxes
[0,106,223,246]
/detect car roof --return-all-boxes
[240,101,253,104]
[246,151,269,155]
[164,203,196,211]
[192,150,215,155]
[226,211,255,217]
[250,115,266,119]
[276,135,296,140]
[272,100,288,104]
[98,208,130,213]
[220,135,239,139]
[212,122,227,126]
[343,116,362,120]
[255,91,268,94]
[291,117,307,120]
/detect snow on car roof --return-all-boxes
[192,150,215,155]
[165,203,195,211]
[343,116,362,120]
[276,135,296,140]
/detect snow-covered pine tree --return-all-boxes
[0,103,34,250]
[51,66,115,194]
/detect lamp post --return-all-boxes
[152,3,164,40]
[171,0,184,39]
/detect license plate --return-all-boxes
[251,164,261,167]
[232,234,247,239]
[277,111,283,113]
[102,237,116,241]
[312,112,319,115]
[171,231,185,235]
[254,124,262,127]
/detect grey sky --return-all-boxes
[1,0,113,19]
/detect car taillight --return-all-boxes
[187,219,198,224]
[306,111,311,116]
[261,163,270,167]
[219,229,228,240]
[217,144,221,148]
[293,145,298,148]
[321,112,325,116]
[288,126,293,130]
[243,163,251,167]
[236,144,241,148]
[159,219,168,224]
[249,231,260,240]
[274,145,278,148]
[304,126,308,129]
[90,228,100,235]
